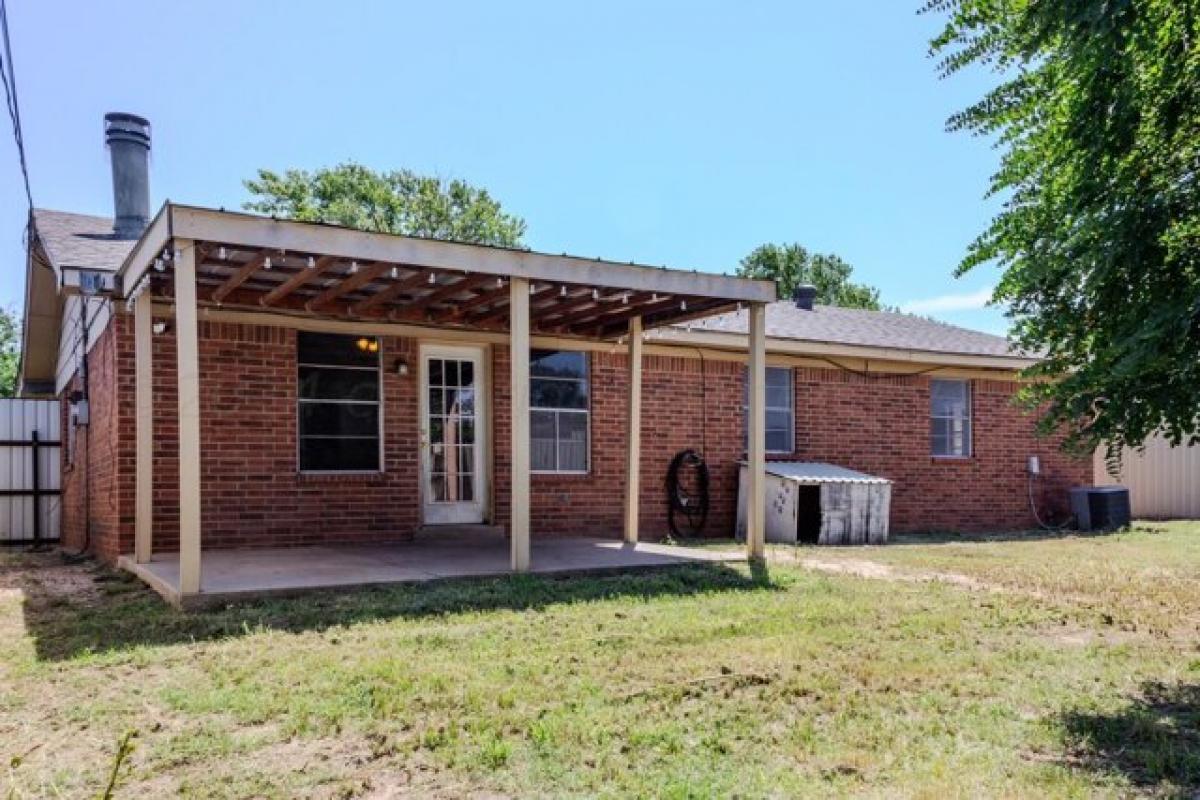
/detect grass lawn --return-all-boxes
[2,522,1198,798]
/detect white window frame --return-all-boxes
[745,365,795,454]
[530,350,591,475]
[930,378,972,458]
[297,334,384,474]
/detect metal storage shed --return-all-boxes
[736,462,891,545]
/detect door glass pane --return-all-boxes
[459,419,475,445]
[444,388,461,416]
[457,445,474,476]
[425,355,481,505]
[458,388,476,415]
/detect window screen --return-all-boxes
[931,378,971,457]
[530,349,589,472]
[297,333,381,471]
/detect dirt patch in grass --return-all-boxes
[0,550,108,605]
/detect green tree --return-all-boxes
[925,0,1200,457]
[736,243,885,310]
[0,306,19,398]
[243,162,527,247]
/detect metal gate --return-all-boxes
[0,399,61,544]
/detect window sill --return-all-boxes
[930,455,973,463]
[532,471,592,480]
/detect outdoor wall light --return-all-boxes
[393,358,410,376]
[152,321,169,335]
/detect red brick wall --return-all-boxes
[790,367,1086,532]
[62,313,1090,563]
[59,313,134,563]
[492,347,745,538]
[146,322,421,552]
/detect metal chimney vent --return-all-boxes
[104,112,151,239]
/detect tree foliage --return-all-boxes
[925,0,1200,457]
[243,162,527,248]
[0,306,18,399]
[736,243,885,310]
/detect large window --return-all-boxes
[931,378,971,457]
[531,349,589,473]
[297,332,381,471]
[745,366,795,453]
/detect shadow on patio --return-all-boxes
[6,546,775,662]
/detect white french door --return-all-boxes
[419,344,486,524]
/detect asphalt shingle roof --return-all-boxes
[676,300,1027,360]
[32,209,135,272]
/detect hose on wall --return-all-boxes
[666,449,710,538]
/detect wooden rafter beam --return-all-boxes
[399,273,496,317]
[535,289,630,324]
[307,261,390,312]
[589,298,737,339]
[470,285,560,326]
[210,251,268,304]
[260,255,337,306]
[433,279,509,321]
[349,267,429,316]
[570,295,690,335]
[544,292,652,331]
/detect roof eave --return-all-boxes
[655,327,1039,371]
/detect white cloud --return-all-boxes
[900,286,995,314]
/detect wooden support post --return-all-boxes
[175,240,202,594]
[623,317,643,544]
[746,302,767,560]
[509,277,531,572]
[134,289,154,564]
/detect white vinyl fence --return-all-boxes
[0,399,61,543]
[1094,435,1200,520]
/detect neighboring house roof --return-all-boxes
[662,301,1032,365]
[31,209,134,272]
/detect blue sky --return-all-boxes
[1,1,1009,333]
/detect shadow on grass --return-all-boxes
[1058,681,1200,795]
[15,557,777,662]
[885,524,1148,547]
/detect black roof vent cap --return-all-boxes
[792,284,817,310]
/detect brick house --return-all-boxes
[18,114,1088,606]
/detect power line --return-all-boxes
[0,0,33,210]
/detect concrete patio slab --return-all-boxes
[117,533,744,609]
